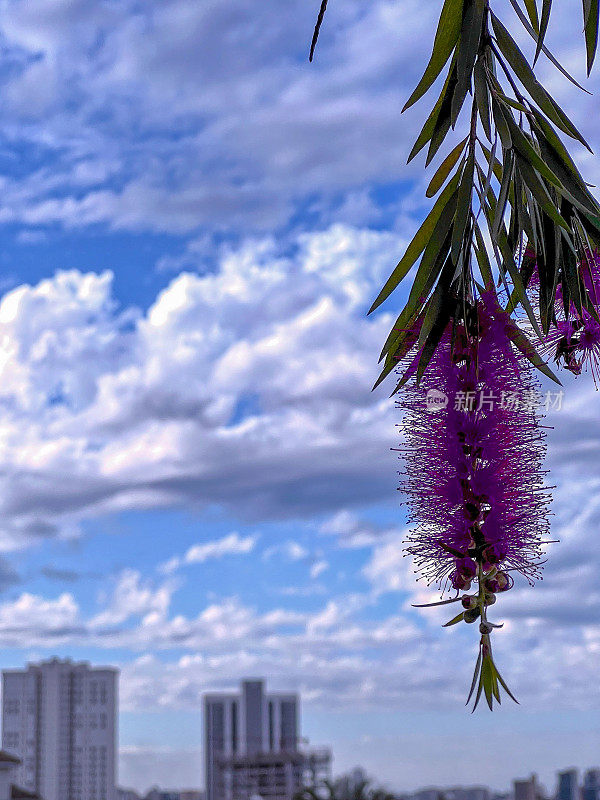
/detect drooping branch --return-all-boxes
[309,0,600,392]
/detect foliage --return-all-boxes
[296,775,397,800]
[310,0,600,393]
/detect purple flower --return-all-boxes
[398,293,551,591]
[527,248,600,381]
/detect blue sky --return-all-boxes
[0,0,598,794]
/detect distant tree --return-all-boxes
[296,774,398,800]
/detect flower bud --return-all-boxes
[484,592,496,606]
[464,608,480,623]
[461,595,477,610]
[483,542,508,565]
[479,622,493,634]
[456,557,477,579]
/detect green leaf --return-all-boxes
[502,111,565,192]
[490,13,591,149]
[426,137,468,197]
[491,99,512,150]
[474,58,492,141]
[534,130,598,216]
[466,647,483,705]
[523,0,540,32]
[513,169,537,246]
[494,663,519,704]
[481,655,494,710]
[478,140,503,182]
[531,111,593,196]
[403,0,464,111]
[412,596,463,608]
[309,0,329,62]
[534,0,553,65]
[407,58,458,163]
[376,209,455,384]
[515,155,571,232]
[443,611,466,627]
[369,172,461,313]
[473,220,494,288]
[372,334,418,391]
[507,0,589,90]
[585,0,599,74]
[493,149,514,242]
[405,205,456,309]
[451,151,474,263]
[452,0,485,126]
[498,226,544,339]
[414,258,457,382]
[504,317,562,383]
[426,76,459,166]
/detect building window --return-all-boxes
[231,702,238,753]
[269,701,274,751]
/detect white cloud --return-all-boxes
[91,569,175,628]
[310,559,329,579]
[0,226,402,549]
[161,532,258,573]
[262,541,310,563]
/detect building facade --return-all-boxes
[557,772,579,800]
[2,658,118,800]
[583,772,600,800]
[204,680,329,800]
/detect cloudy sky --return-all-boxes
[0,0,598,794]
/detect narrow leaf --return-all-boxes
[426,137,468,197]
[523,0,540,32]
[473,219,494,288]
[534,0,553,65]
[494,664,520,704]
[452,151,474,263]
[507,0,589,90]
[403,0,464,111]
[309,0,329,62]
[369,173,461,313]
[585,0,599,75]
[491,13,591,148]
[474,58,492,141]
[452,0,485,126]
[493,149,514,241]
[505,317,562,383]
[466,647,483,704]
[407,59,458,162]
[515,155,571,232]
[443,611,465,627]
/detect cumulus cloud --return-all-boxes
[0,225,403,549]
[161,532,258,574]
[0,0,443,234]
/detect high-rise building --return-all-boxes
[514,776,538,800]
[557,771,579,800]
[2,657,118,800]
[583,771,600,800]
[204,679,330,800]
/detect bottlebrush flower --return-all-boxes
[525,247,600,383]
[398,292,552,709]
